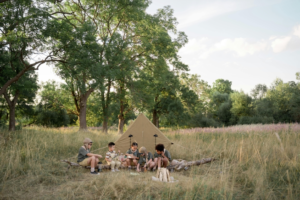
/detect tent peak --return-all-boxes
[114,113,173,153]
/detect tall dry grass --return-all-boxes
[0,124,300,199]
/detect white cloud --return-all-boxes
[181,24,300,57]
[180,38,209,56]
[270,25,300,53]
[208,38,268,57]
[271,36,291,53]
[180,37,268,59]
[293,25,300,38]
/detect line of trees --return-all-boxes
[1,1,299,132]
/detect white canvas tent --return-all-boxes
[115,113,173,153]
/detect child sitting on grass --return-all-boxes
[153,143,171,171]
[77,138,102,175]
[125,142,139,171]
[137,146,155,172]
[105,142,121,172]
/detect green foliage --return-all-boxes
[254,98,274,117]
[188,113,220,128]
[230,91,253,118]
[0,97,8,128]
[0,51,39,130]
[0,0,59,95]
[179,73,209,113]
[251,84,267,99]
[216,100,232,126]
[238,116,274,125]
[35,105,70,127]
[211,79,233,94]
[35,81,77,127]
[266,79,300,123]
[296,72,300,80]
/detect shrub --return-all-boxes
[189,113,220,128]
[238,116,274,125]
[35,107,70,127]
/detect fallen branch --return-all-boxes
[167,158,216,171]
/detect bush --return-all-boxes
[238,116,274,125]
[189,113,220,128]
[35,107,70,127]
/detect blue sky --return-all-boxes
[38,0,300,93]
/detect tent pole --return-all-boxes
[154,134,158,149]
[129,134,133,149]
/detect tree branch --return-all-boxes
[0,0,10,4]
[71,89,80,113]
[3,90,12,108]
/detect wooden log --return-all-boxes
[167,158,216,171]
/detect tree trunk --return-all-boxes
[117,80,125,134]
[152,109,159,128]
[3,90,19,131]
[102,119,108,133]
[78,88,94,131]
[9,104,16,131]
[118,114,125,134]
[101,79,112,134]
[118,95,125,134]
[79,97,87,130]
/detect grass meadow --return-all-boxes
[0,124,300,199]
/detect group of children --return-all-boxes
[77,138,172,175]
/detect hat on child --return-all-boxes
[139,146,147,154]
[83,138,92,149]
